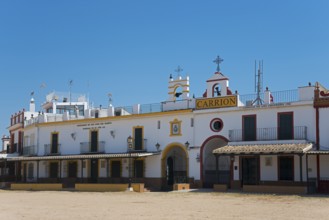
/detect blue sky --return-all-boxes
[0,0,328,136]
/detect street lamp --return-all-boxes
[185,141,190,150]
[155,142,160,151]
[127,136,133,191]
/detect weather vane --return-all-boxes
[213,55,224,72]
[174,66,183,77]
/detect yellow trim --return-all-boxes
[25,109,193,128]
[169,79,189,83]
[170,118,182,136]
[168,83,189,89]
[161,142,189,178]
[133,126,144,150]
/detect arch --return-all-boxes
[173,85,184,101]
[161,142,189,186]
[212,83,221,97]
[200,135,229,187]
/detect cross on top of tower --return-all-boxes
[213,55,224,72]
[174,65,183,77]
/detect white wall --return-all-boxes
[320,155,329,178]
[319,108,329,150]
[260,156,278,181]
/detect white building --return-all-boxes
[2,60,329,193]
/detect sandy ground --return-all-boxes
[1,190,329,220]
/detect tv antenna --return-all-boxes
[108,93,113,106]
[252,60,264,105]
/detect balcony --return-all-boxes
[229,126,307,142]
[80,141,105,154]
[23,146,38,156]
[44,144,61,155]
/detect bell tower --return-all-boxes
[206,56,230,98]
[168,66,190,101]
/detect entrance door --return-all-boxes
[49,162,58,178]
[167,157,174,185]
[90,159,98,183]
[68,162,77,178]
[242,157,259,185]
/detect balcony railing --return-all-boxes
[127,139,148,152]
[80,141,105,154]
[44,144,61,155]
[229,126,307,142]
[23,146,38,156]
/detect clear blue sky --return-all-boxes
[0,0,328,136]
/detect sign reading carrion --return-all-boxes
[196,96,237,109]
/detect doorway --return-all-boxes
[166,157,174,185]
[49,162,59,178]
[202,136,228,188]
[241,157,259,185]
[161,144,188,188]
[90,159,98,183]
[68,161,77,178]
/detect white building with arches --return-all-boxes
[2,60,329,193]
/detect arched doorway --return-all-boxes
[161,143,189,189]
[201,136,229,188]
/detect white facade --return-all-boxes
[2,66,329,193]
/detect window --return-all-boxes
[278,112,293,140]
[243,115,256,141]
[90,130,98,152]
[51,133,59,154]
[279,156,294,181]
[134,127,143,151]
[191,118,194,127]
[111,161,121,178]
[134,160,144,178]
[157,121,161,129]
[210,118,223,132]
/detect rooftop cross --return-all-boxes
[175,65,183,77]
[213,55,224,72]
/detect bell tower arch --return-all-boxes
[168,66,190,101]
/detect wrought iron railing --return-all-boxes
[80,141,105,154]
[23,146,38,156]
[44,144,61,155]
[126,139,147,152]
[229,126,307,142]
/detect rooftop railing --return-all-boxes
[239,89,299,106]
[24,89,308,127]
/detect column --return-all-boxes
[299,154,303,182]
[81,160,83,183]
[215,155,219,184]
[37,161,39,182]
